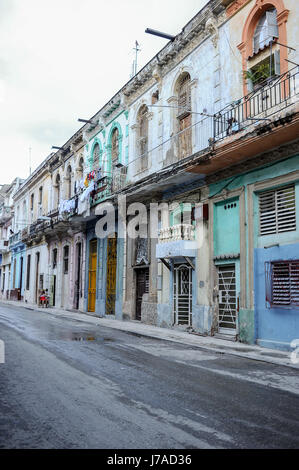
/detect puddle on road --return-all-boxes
[38,328,116,343]
[72,333,96,342]
[71,334,115,342]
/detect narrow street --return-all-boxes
[0,302,299,449]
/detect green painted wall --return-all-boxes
[213,197,240,256]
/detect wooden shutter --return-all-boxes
[259,185,296,236]
[274,50,280,75]
[266,10,278,39]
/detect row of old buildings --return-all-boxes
[1,0,299,351]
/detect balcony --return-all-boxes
[0,206,12,224]
[91,176,112,205]
[156,224,197,260]
[0,240,9,253]
[214,68,299,142]
[9,231,21,247]
[112,166,127,192]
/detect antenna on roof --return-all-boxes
[131,40,141,78]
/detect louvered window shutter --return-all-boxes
[259,185,296,236]
[270,261,299,307]
[266,10,279,39]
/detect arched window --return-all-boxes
[176,73,192,159]
[93,143,100,170]
[23,200,27,227]
[238,0,289,95]
[111,128,119,163]
[177,73,191,114]
[137,105,148,172]
[246,8,280,90]
[66,166,72,199]
[253,8,278,54]
[79,157,84,173]
[55,174,61,208]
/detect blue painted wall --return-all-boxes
[254,243,299,351]
[10,244,26,296]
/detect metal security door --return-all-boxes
[174,264,192,326]
[88,240,97,312]
[218,264,237,332]
[136,268,149,321]
[106,235,117,316]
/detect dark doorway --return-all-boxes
[75,242,82,310]
[19,257,23,300]
[136,268,149,321]
[53,275,56,307]
[35,252,40,304]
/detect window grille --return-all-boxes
[259,184,296,236]
[265,261,299,307]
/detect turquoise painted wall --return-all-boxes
[209,155,299,198]
[209,154,299,348]
[213,197,240,256]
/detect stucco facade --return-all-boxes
[1,0,299,351]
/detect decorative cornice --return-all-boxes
[226,0,251,18]
[122,0,225,101]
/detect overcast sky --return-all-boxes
[0,0,209,183]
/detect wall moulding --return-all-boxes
[226,0,252,18]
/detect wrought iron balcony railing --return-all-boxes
[213,68,299,142]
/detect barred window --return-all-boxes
[266,261,299,307]
[259,184,296,236]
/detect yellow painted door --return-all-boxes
[88,240,97,312]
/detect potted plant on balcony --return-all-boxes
[244,61,271,92]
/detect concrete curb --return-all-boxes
[1,300,298,370]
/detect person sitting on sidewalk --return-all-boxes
[40,290,47,308]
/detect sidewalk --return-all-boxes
[1,299,299,370]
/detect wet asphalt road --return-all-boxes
[0,302,299,449]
